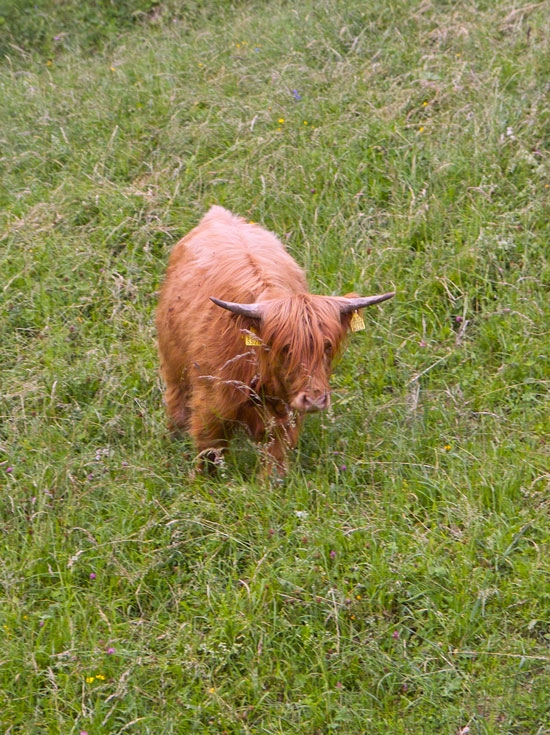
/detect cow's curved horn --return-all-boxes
[210,297,264,319]
[337,292,395,314]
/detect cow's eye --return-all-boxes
[281,344,291,357]
[324,340,333,356]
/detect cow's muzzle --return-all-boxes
[292,390,331,413]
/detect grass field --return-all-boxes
[1,1,549,732]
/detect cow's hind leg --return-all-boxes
[164,382,191,432]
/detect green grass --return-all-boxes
[1,0,549,732]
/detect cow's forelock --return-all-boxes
[256,295,347,406]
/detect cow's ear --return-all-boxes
[340,292,361,331]
[336,291,395,332]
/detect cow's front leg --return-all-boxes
[260,413,303,479]
[189,407,230,474]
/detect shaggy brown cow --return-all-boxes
[156,206,394,475]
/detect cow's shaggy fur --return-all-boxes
[156,206,393,474]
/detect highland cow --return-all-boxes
[156,206,394,474]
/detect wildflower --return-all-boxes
[85,676,95,683]
[6,467,13,474]
[110,66,115,72]
[89,572,96,580]
[106,647,116,654]
[339,464,347,472]
[278,118,285,124]
[292,89,302,101]
[95,674,106,681]
[444,444,451,451]
[303,120,308,125]
[455,315,463,323]
[330,550,336,559]
[208,687,216,694]
[419,340,427,347]
[418,126,425,133]
[335,681,343,689]
[392,630,400,639]
[423,101,429,107]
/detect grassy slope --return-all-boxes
[1,1,549,733]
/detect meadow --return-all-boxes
[0,1,549,732]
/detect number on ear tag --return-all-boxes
[350,310,365,332]
[244,328,262,346]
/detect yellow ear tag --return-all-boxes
[244,328,262,346]
[350,310,365,332]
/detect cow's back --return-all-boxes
[169,206,306,300]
